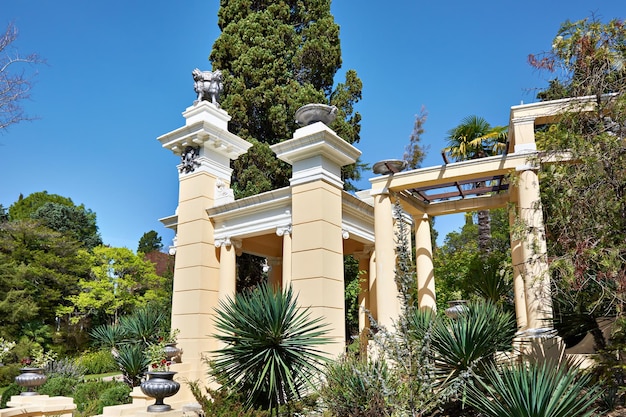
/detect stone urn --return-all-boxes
[295,104,337,126]
[445,300,468,319]
[15,367,47,395]
[140,371,180,412]
[164,343,181,363]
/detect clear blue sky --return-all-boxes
[1,1,623,250]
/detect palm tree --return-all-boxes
[444,115,507,254]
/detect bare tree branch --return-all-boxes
[0,22,44,132]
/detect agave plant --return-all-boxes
[428,300,516,386]
[210,283,330,413]
[118,305,167,345]
[466,361,600,417]
[115,344,149,387]
[90,323,127,350]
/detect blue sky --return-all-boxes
[1,1,623,250]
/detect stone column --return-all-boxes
[353,246,373,337]
[157,101,251,389]
[414,212,436,312]
[216,238,240,303]
[517,168,552,330]
[277,225,292,288]
[372,190,399,329]
[509,203,528,330]
[267,256,283,290]
[271,122,361,359]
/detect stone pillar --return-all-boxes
[272,122,361,358]
[217,238,240,303]
[372,190,399,329]
[353,246,372,337]
[517,168,552,330]
[509,203,528,330]
[277,225,292,288]
[267,256,282,290]
[414,212,436,312]
[157,101,251,388]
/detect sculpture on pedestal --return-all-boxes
[192,68,223,105]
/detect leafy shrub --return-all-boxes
[0,363,21,387]
[188,380,269,417]
[76,349,117,375]
[73,379,131,414]
[0,383,22,407]
[39,376,79,397]
[45,357,86,379]
[97,383,132,410]
[320,356,394,417]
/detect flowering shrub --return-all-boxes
[0,338,15,363]
[145,341,171,372]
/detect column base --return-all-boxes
[515,328,565,365]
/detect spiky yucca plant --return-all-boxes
[466,361,600,417]
[210,283,330,413]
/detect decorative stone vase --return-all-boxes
[295,103,338,126]
[164,343,181,363]
[445,300,468,319]
[140,371,180,412]
[15,367,47,395]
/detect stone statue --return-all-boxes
[192,68,223,106]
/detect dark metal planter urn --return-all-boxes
[140,371,180,412]
[15,367,47,395]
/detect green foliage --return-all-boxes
[61,246,168,325]
[343,255,361,339]
[531,17,626,100]
[320,357,394,417]
[188,380,270,417]
[137,230,163,254]
[45,357,86,380]
[88,306,170,386]
[466,361,600,417]
[0,363,21,387]
[31,202,102,249]
[427,301,516,387]
[8,191,101,249]
[210,283,330,412]
[75,349,118,375]
[212,0,362,197]
[115,344,149,387]
[72,379,131,415]
[0,383,23,407]
[39,376,80,397]
[8,191,74,221]
[0,219,91,351]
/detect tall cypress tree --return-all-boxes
[210,0,362,198]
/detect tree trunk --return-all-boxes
[477,209,491,256]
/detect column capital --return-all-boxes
[214,237,242,249]
[276,225,292,236]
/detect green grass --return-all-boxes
[84,372,122,381]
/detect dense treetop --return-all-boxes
[211,0,362,197]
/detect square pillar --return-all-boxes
[272,122,361,359]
